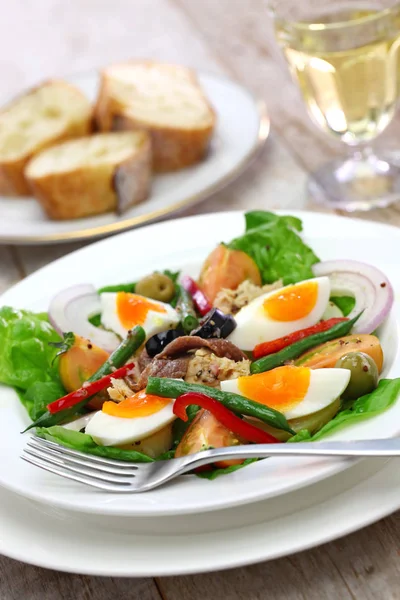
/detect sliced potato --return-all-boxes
[245,397,341,439]
[295,334,383,373]
[118,424,173,458]
[175,409,245,468]
[58,334,110,392]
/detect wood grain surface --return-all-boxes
[1,0,400,598]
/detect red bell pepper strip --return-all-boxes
[174,392,278,444]
[47,362,135,414]
[253,317,348,359]
[181,275,212,316]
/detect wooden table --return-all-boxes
[2,1,400,598]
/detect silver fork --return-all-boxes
[21,435,400,493]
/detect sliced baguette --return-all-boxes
[25,131,151,220]
[0,80,93,195]
[95,61,216,172]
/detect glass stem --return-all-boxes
[350,145,374,162]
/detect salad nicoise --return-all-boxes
[0,211,399,479]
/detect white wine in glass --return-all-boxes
[271,1,400,211]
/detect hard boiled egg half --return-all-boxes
[221,365,350,420]
[100,291,179,339]
[227,277,330,351]
[85,390,177,446]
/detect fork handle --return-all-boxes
[176,438,400,474]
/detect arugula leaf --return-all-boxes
[49,331,75,361]
[196,459,257,480]
[162,270,180,283]
[244,211,303,232]
[171,404,201,448]
[88,313,101,327]
[289,378,400,442]
[0,306,61,390]
[98,282,136,294]
[330,296,356,317]
[36,427,154,463]
[228,211,319,285]
[157,449,176,461]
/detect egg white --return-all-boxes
[227,277,331,351]
[62,413,96,432]
[84,401,176,446]
[221,367,350,420]
[100,292,180,340]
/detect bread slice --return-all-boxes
[0,80,93,195]
[25,131,151,220]
[95,61,216,172]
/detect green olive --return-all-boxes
[335,352,379,400]
[135,273,175,303]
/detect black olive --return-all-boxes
[145,328,184,357]
[191,308,236,340]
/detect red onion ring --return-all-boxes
[49,284,120,352]
[313,260,394,334]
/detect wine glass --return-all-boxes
[269,0,400,211]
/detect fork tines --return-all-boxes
[21,436,139,492]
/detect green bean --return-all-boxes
[98,282,136,294]
[87,325,145,381]
[251,313,362,374]
[176,285,199,334]
[23,326,145,432]
[146,377,295,434]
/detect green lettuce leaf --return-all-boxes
[330,296,355,317]
[24,381,66,421]
[228,211,319,285]
[287,429,311,443]
[0,306,61,390]
[289,378,400,442]
[36,426,154,462]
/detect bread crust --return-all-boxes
[0,80,92,196]
[113,134,152,214]
[94,61,216,172]
[26,132,151,220]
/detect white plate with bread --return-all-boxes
[0,61,268,244]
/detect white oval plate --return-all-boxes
[0,210,399,517]
[0,457,399,576]
[0,70,268,245]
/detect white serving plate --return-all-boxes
[0,456,398,576]
[0,70,268,244]
[0,210,399,517]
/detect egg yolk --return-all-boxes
[116,292,167,329]
[263,281,318,322]
[238,366,311,412]
[102,390,171,419]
